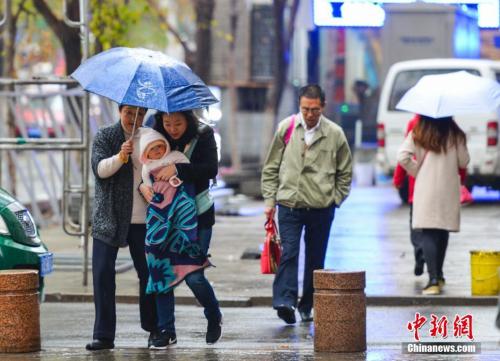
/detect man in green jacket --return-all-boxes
[261,84,352,324]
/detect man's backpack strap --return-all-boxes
[283,114,296,146]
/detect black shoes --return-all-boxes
[414,260,424,276]
[299,310,313,322]
[276,305,296,324]
[149,329,177,350]
[85,339,114,351]
[206,313,223,344]
[148,331,158,348]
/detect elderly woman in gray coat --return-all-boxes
[398,115,469,296]
[87,105,157,350]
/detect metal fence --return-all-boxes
[0,79,115,228]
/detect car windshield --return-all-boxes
[388,68,481,111]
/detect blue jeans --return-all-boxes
[273,205,335,314]
[156,227,221,332]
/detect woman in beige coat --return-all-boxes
[398,115,470,295]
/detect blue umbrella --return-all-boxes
[70,47,219,113]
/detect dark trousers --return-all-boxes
[156,227,221,332]
[156,292,175,333]
[273,205,335,314]
[420,228,449,281]
[92,224,157,341]
[409,205,424,266]
[496,297,500,329]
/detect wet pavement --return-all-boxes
[3,184,500,360]
[2,303,499,360]
[40,185,500,304]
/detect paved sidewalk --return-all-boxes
[8,303,500,360]
[41,185,500,305]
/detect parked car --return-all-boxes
[376,58,500,202]
[0,187,53,298]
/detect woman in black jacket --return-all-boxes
[143,110,222,348]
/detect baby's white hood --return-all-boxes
[139,128,170,164]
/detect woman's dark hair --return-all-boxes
[413,115,466,153]
[152,110,199,147]
[118,104,147,112]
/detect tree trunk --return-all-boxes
[260,0,299,164]
[33,0,82,129]
[33,0,82,75]
[271,0,287,117]
[61,30,84,75]
[193,0,215,82]
[259,0,286,164]
[226,0,240,171]
[270,0,299,118]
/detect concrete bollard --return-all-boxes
[0,270,40,353]
[313,270,366,352]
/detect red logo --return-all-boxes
[429,314,448,338]
[407,312,427,341]
[453,314,474,340]
[407,313,474,341]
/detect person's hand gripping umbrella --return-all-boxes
[121,108,141,163]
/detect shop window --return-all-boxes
[237,87,268,112]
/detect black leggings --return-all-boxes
[420,229,449,281]
[409,205,424,265]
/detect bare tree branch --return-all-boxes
[145,0,195,67]
[32,0,65,36]
[32,0,82,74]
[13,0,29,23]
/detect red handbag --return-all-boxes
[260,219,282,274]
[460,185,473,205]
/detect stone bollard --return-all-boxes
[313,270,366,352]
[0,270,40,353]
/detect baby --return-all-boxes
[139,128,189,209]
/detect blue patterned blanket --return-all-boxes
[145,184,209,294]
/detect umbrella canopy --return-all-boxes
[395,71,500,118]
[71,47,218,113]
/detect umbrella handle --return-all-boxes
[130,107,139,138]
[123,108,140,164]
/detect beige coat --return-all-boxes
[397,132,470,232]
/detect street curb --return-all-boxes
[44,293,499,307]
[366,296,498,306]
[44,294,254,307]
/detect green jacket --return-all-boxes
[261,114,352,209]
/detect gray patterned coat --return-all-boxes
[91,121,134,247]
